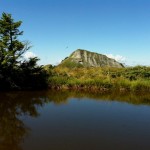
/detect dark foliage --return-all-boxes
[0,12,48,90]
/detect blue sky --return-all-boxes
[0,0,150,66]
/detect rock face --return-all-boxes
[60,49,124,68]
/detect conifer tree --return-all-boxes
[0,13,47,90]
[0,12,30,69]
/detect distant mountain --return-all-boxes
[59,49,124,68]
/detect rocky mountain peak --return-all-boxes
[60,49,124,68]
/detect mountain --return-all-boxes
[59,49,124,68]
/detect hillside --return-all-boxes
[59,49,124,68]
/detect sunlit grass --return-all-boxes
[46,66,150,91]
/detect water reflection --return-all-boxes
[45,90,150,105]
[0,92,47,150]
[0,90,150,150]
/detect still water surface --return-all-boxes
[1,90,150,150]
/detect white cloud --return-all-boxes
[106,54,126,62]
[24,51,36,59]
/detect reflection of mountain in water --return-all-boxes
[0,90,150,150]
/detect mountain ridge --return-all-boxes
[59,49,124,68]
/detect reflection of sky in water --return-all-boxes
[23,96,150,150]
[0,90,150,150]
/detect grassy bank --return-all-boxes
[45,65,150,92]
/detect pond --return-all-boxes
[0,90,150,150]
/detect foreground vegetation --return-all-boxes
[45,65,150,92]
[0,13,48,90]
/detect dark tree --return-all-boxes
[0,13,30,68]
[0,13,48,90]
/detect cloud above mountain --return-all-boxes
[106,54,126,62]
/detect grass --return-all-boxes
[45,65,150,91]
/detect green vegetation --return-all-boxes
[1,12,150,92]
[46,65,150,92]
[0,12,48,90]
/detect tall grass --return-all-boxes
[131,80,150,91]
[46,66,150,91]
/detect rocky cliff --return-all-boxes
[60,49,124,68]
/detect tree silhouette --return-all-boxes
[0,12,48,90]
